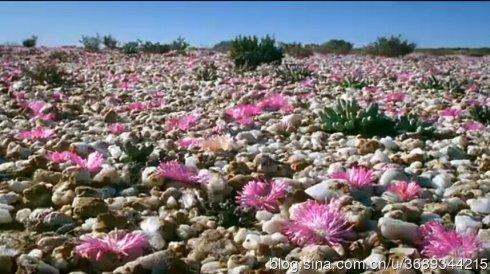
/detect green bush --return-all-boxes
[230,35,283,70]
[280,42,314,58]
[80,34,102,52]
[121,42,140,54]
[22,35,38,48]
[319,99,435,138]
[469,105,490,125]
[341,77,369,89]
[169,36,189,52]
[212,40,232,53]
[316,39,353,54]
[139,40,170,54]
[365,35,416,57]
[103,35,118,49]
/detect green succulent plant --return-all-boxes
[418,75,466,94]
[195,62,219,81]
[122,142,154,164]
[395,114,436,137]
[341,77,369,89]
[203,198,255,228]
[469,105,490,125]
[320,99,436,138]
[275,63,311,84]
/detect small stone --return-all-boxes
[72,197,108,218]
[467,198,490,214]
[93,166,120,185]
[378,217,422,245]
[141,167,164,187]
[242,232,261,250]
[379,168,410,186]
[0,209,12,224]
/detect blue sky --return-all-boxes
[1,1,489,48]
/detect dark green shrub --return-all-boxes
[320,99,435,138]
[24,62,71,87]
[122,142,154,164]
[316,39,353,54]
[365,35,416,57]
[22,35,38,48]
[469,105,490,125]
[275,63,311,83]
[80,34,101,52]
[103,35,118,49]
[169,36,189,52]
[280,42,314,58]
[139,41,170,54]
[48,50,79,62]
[212,40,232,53]
[230,35,283,70]
[121,42,140,55]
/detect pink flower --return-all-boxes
[384,92,407,103]
[16,127,55,140]
[420,221,481,259]
[166,114,200,131]
[70,151,105,174]
[257,93,293,113]
[441,108,464,119]
[330,166,377,189]
[176,137,202,149]
[48,151,78,163]
[157,161,202,184]
[387,181,421,201]
[75,231,148,263]
[462,121,485,132]
[108,123,127,135]
[127,102,149,112]
[237,180,289,212]
[28,100,54,121]
[226,104,262,125]
[398,72,414,82]
[52,91,66,101]
[283,199,353,247]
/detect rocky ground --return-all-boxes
[0,47,489,274]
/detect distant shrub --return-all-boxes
[22,35,38,48]
[230,35,284,70]
[280,42,314,58]
[212,40,232,53]
[103,35,118,49]
[316,39,353,54]
[80,34,102,52]
[139,40,170,54]
[169,36,189,52]
[121,41,140,54]
[24,62,71,87]
[365,35,416,57]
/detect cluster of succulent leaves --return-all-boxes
[203,198,255,228]
[275,63,311,83]
[341,76,369,89]
[22,35,38,48]
[418,75,466,94]
[194,62,219,81]
[320,99,435,138]
[469,105,490,125]
[24,62,72,87]
[280,42,314,58]
[122,142,154,164]
[230,35,284,70]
